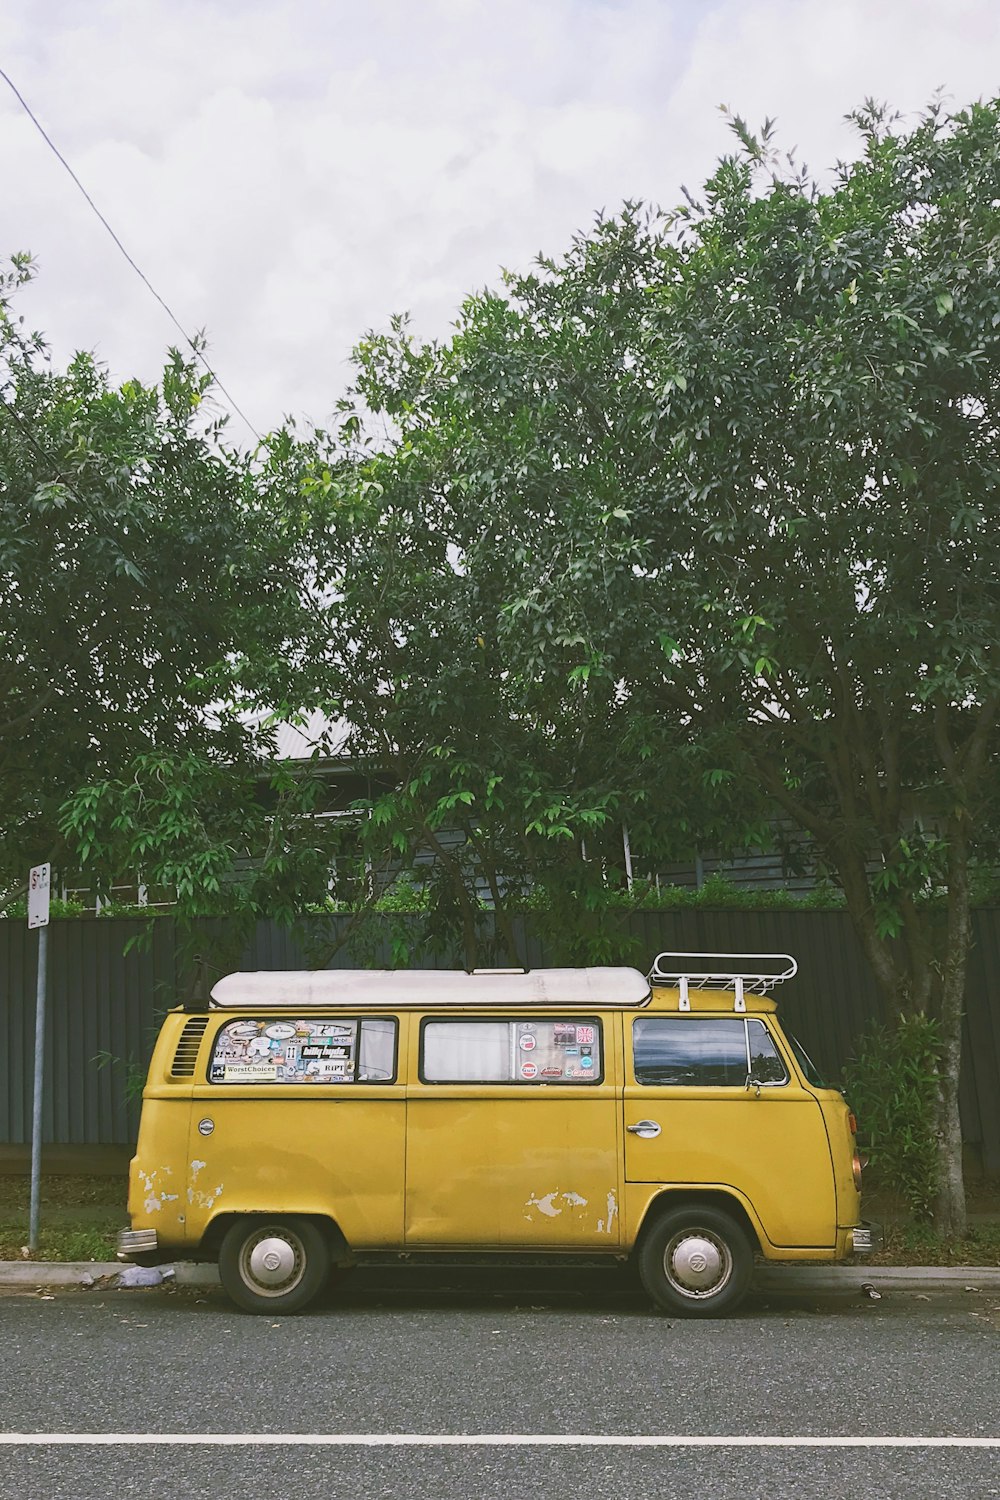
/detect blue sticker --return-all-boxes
[580,1055,595,1070]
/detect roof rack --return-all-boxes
[648,952,797,1013]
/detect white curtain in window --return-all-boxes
[423,1021,512,1081]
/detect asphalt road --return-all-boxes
[1,1269,999,1499]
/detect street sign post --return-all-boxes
[28,863,51,1252]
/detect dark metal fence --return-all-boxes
[2,909,998,1171]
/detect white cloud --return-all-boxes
[2,0,998,437]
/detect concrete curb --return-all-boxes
[0,1262,219,1288]
[1,1261,999,1292]
[754,1265,1000,1293]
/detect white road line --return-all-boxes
[0,1435,998,1448]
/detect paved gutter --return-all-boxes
[2,1262,999,1291]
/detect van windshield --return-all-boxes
[786,1032,827,1088]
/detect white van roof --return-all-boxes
[209,967,652,1010]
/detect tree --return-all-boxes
[281,313,758,967]
[47,98,1000,1238]
[0,256,305,899]
[621,99,1000,1236]
[313,97,1000,1233]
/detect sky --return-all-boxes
[2,0,1000,441]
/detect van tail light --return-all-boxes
[852,1152,864,1191]
[848,1111,857,1135]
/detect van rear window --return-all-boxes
[421,1018,602,1084]
[209,1017,397,1083]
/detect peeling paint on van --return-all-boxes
[187,1160,220,1208]
[138,1169,165,1214]
[596,1190,618,1234]
[525,1191,560,1218]
[189,1183,225,1210]
[524,1190,589,1220]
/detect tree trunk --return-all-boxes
[934,1029,966,1237]
[419,822,481,968]
[830,837,969,1237]
[933,822,972,1237]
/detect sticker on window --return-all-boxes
[422,1018,603,1083]
[209,1017,396,1084]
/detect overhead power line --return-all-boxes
[0,66,262,443]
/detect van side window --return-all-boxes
[632,1017,786,1087]
[209,1017,397,1084]
[421,1018,602,1084]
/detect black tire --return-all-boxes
[218,1216,330,1314]
[637,1204,753,1317]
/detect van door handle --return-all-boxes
[626,1120,661,1138]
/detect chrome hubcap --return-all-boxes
[665,1230,731,1298]
[243,1231,302,1294]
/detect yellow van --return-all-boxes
[118,953,872,1316]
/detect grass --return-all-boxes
[0,1225,120,1262]
[1,1174,998,1265]
[0,1175,126,1262]
[0,1175,125,1211]
[867,1220,1000,1269]
[860,1173,1000,1265]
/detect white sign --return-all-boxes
[27,864,51,929]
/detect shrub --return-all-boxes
[842,1015,941,1222]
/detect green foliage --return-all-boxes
[843,1016,942,1222]
[11,103,997,1230]
[287,94,1000,989]
[92,900,169,919]
[298,95,1000,1225]
[373,874,431,912]
[517,872,845,913]
[91,1050,148,1106]
[0,257,310,900]
[58,749,353,948]
[0,896,87,921]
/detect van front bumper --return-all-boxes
[117,1228,159,1261]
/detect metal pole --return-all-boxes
[28,922,48,1252]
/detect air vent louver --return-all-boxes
[170,1017,209,1077]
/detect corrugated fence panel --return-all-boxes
[1,909,998,1167]
[1,918,179,1146]
[1,923,30,1145]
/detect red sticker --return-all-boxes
[520,1061,539,1079]
[519,1034,536,1051]
[576,1025,595,1044]
[540,1066,563,1078]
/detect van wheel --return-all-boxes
[638,1205,752,1317]
[219,1217,329,1314]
